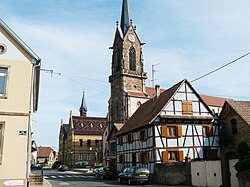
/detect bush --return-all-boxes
[52,161,62,169]
[237,142,249,161]
[235,157,250,171]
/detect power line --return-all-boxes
[39,68,109,95]
[190,51,250,83]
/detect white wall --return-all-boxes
[191,160,222,187]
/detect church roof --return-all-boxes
[72,116,108,135]
[117,80,184,135]
[120,0,131,35]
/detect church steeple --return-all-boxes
[120,0,131,35]
[79,90,87,117]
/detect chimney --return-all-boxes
[155,84,160,99]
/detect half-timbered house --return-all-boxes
[116,79,220,174]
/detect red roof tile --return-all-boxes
[37,147,53,158]
[200,94,231,107]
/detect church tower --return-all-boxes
[109,0,147,124]
[79,90,87,117]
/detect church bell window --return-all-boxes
[129,47,136,71]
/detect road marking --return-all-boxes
[58,175,65,178]
[65,175,71,177]
[50,176,57,178]
[59,182,69,186]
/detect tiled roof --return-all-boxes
[72,116,108,135]
[226,100,250,125]
[117,80,184,135]
[128,91,148,98]
[146,87,166,98]
[200,94,230,107]
[37,147,53,158]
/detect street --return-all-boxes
[42,170,185,187]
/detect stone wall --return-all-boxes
[237,169,250,187]
[154,162,189,185]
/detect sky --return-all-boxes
[1,0,250,150]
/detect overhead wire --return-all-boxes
[190,51,250,83]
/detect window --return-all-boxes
[116,49,121,71]
[140,129,147,141]
[162,124,182,138]
[231,119,238,134]
[0,123,4,164]
[79,139,83,147]
[162,150,184,162]
[140,152,148,164]
[182,101,193,115]
[127,134,132,143]
[0,68,7,97]
[78,153,83,161]
[87,139,91,147]
[118,136,123,145]
[202,125,213,137]
[119,155,124,163]
[129,47,136,71]
[95,140,99,147]
[203,148,217,160]
[167,126,177,137]
[0,44,6,54]
[86,153,91,161]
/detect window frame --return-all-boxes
[87,139,91,147]
[0,122,5,164]
[140,152,148,164]
[129,47,136,71]
[231,119,238,134]
[202,125,213,137]
[79,139,83,147]
[140,129,147,141]
[162,150,184,162]
[127,133,132,143]
[0,67,8,98]
[162,124,182,138]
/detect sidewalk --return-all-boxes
[29,179,51,187]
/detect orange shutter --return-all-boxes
[182,101,188,114]
[187,102,193,114]
[177,126,182,137]
[162,151,168,162]
[208,126,213,136]
[178,151,184,161]
[162,125,167,137]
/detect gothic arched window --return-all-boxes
[116,49,121,71]
[129,47,136,71]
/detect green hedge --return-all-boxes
[235,157,250,171]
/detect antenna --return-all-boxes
[151,63,160,87]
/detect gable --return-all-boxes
[161,81,214,117]
[0,27,31,62]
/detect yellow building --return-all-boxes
[0,19,40,186]
[58,92,107,167]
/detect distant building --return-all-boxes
[58,91,108,167]
[0,18,41,186]
[37,146,56,167]
[220,100,250,187]
[31,140,38,166]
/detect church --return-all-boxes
[106,0,225,174]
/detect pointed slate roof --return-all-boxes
[117,80,185,135]
[79,90,87,116]
[225,100,250,125]
[120,0,131,35]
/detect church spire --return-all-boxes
[120,0,131,35]
[79,90,87,117]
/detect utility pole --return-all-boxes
[151,63,160,87]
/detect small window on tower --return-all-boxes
[129,47,136,71]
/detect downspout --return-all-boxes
[25,62,40,187]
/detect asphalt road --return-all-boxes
[42,170,179,187]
